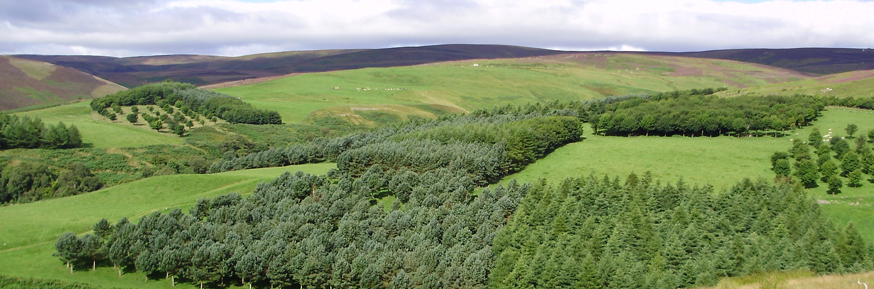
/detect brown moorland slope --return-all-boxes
[0,56,126,111]
[16,45,566,87]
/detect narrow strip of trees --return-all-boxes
[595,93,822,137]
[0,115,83,149]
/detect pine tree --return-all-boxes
[54,232,81,273]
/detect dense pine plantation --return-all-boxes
[490,175,872,289]
[56,167,530,289]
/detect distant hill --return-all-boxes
[16,45,874,90]
[719,68,874,98]
[668,48,874,75]
[0,56,126,111]
[16,45,566,87]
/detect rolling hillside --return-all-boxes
[213,53,809,124]
[718,68,874,98]
[672,48,874,75]
[16,45,566,87]
[0,164,334,289]
[0,56,126,111]
[6,47,874,289]
[16,45,874,90]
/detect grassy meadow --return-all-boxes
[214,54,807,124]
[12,101,181,148]
[792,107,874,242]
[702,270,874,289]
[0,163,334,288]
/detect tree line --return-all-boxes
[490,174,872,289]
[91,81,281,125]
[0,114,83,149]
[0,161,102,204]
[208,110,581,175]
[594,92,823,137]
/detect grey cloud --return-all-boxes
[385,0,481,21]
[1,0,873,56]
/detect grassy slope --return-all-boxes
[793,107,874,242]
[702,270,874,289]
[12,101,181,148]
[214,53,807,124]
[719,69,874,99]
[0,163,334,289]
[499,108,874,242]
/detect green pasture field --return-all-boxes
[0,163,334,288]
[501,130,787,191]
[500,108,874,241]
[793,107,874,243]
[12,102,181,148]
[213,54,806,124]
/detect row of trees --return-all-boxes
[594,94,823,137]
[208,109,581,174]
[0,162,102,204]
[491,175,872,289]
[91,81,281,125]
[0,115,83,149]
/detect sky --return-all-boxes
[0,0,872,57]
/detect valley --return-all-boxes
[3,46,874,288]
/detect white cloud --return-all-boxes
[0,0,872,56]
